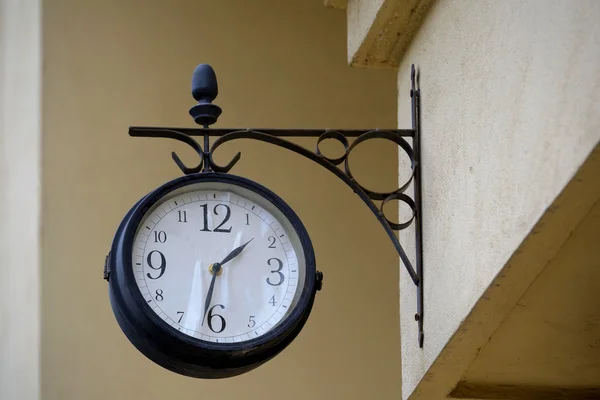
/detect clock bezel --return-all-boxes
[108,172,317,378]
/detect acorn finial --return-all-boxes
[189,64,222,127]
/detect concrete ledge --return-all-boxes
[409,144,600,399]
[324,0,348,9]
[450,382,600,400]
[347,0,434,68]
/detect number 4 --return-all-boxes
[269,295,276,307]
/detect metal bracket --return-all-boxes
[128,64,424,348]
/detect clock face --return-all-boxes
[130,182,306,344]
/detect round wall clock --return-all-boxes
[106,172,322,378]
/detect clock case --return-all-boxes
[106,172,319,378]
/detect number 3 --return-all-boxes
[266,258,285,286]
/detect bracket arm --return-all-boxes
[127,64,424,348]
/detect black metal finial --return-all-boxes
[189,64,222,127]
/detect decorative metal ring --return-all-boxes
[344,130,415,201]
[381,192,416,231]
[315,131,349,166]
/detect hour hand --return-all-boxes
[218,237,254,266]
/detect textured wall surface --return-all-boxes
[42,0,400,399]
[0,1,41,399]
[396,0,600,398]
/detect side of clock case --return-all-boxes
[106,173,319,378]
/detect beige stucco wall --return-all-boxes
[396,0,600,398]
[0,1,41,399]
[42,1,400,399]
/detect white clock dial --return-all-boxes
[131,183,305,343]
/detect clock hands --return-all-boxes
[218,237,254,267]
[201,266,219,327]
[201,237,254,327]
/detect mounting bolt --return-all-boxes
[316,271,324,291]
[103,252,111,281]
[414,313,420,321]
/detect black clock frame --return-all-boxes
[106,173,319,378]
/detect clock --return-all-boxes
[106,172,322,378]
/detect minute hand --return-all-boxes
[201,271,218,326]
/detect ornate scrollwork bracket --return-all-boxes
[129,64,424,348]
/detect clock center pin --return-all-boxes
[209,263,223,276]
